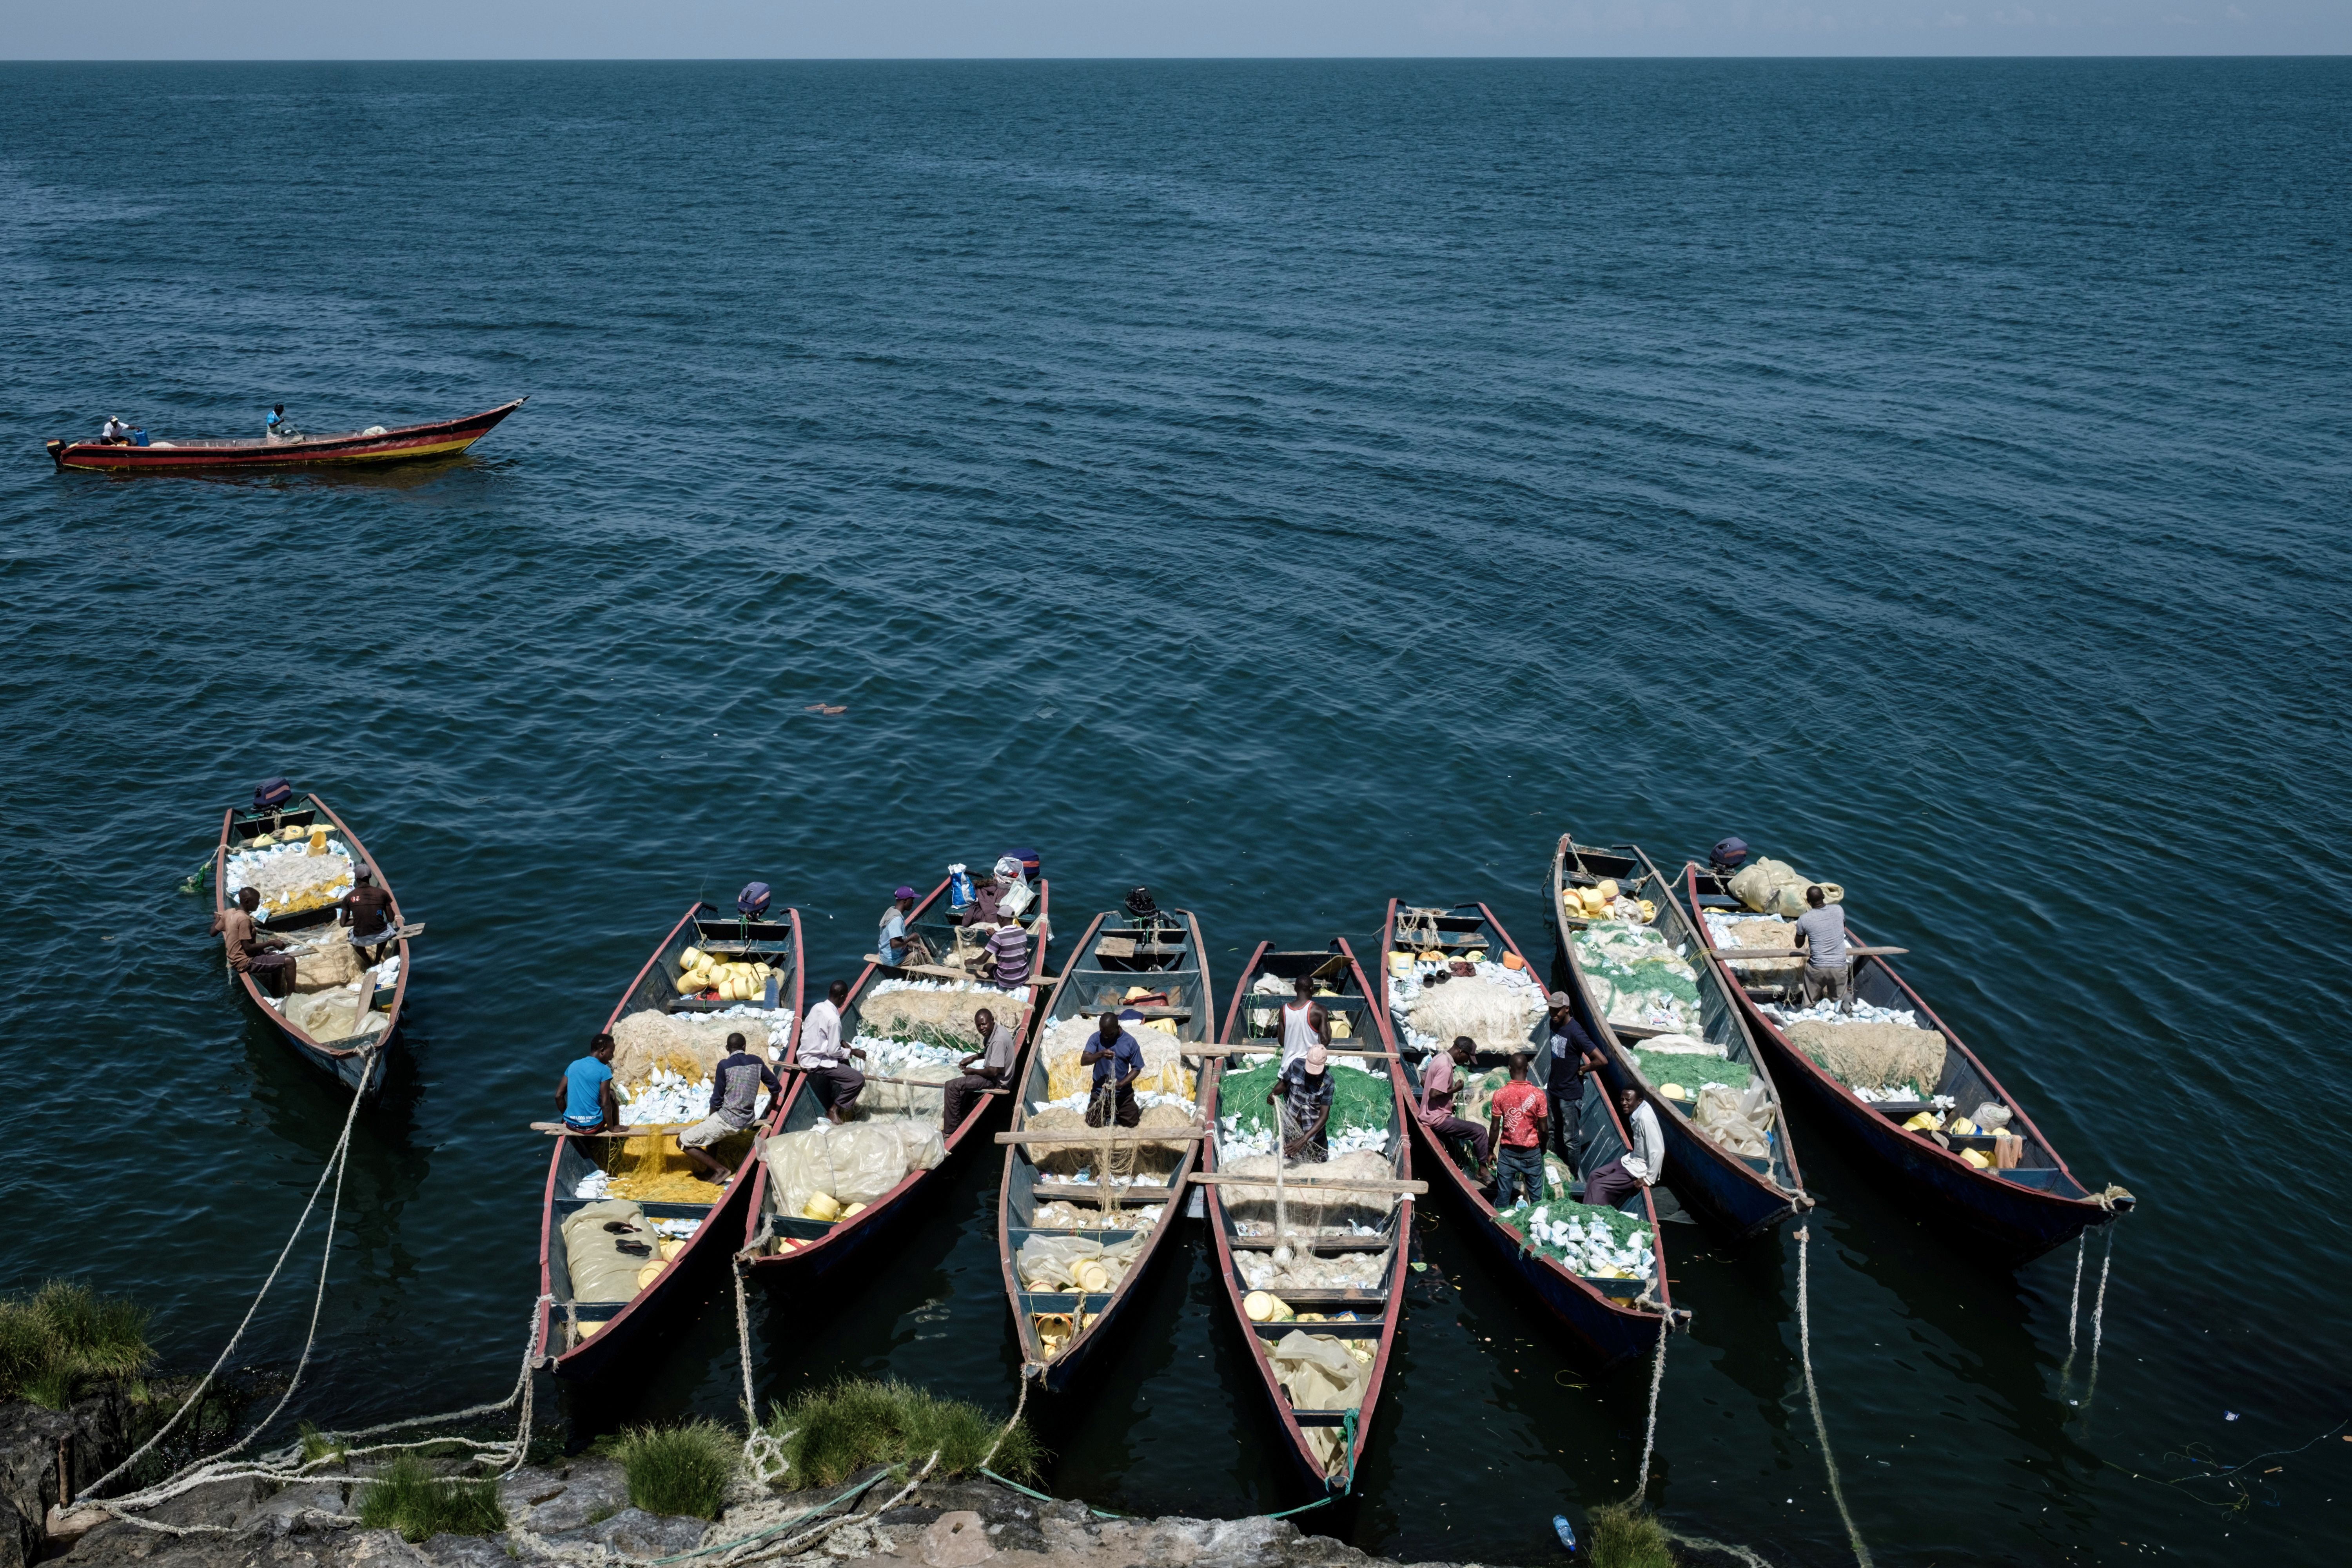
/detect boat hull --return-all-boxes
[50,398,524,472]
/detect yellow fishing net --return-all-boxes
[600,1131,748,1203]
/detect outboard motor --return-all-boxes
[1709,837,1749,875]
[253,777,295,810]
[737,882,773,920]
[1123,885,1160,924]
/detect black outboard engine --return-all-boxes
[1123,885,1160,924]
[253,776,295,810]
[737,882,773,920]
[1708,837,1749,875]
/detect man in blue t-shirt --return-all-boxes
[1080,1009,1144,1128]
[557,1034,619,1132]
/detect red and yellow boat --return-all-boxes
[45,397,525,472]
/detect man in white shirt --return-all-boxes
[1793,885,1852,1007]
[1581,1086,1666,1211]
[796,978,866,1123]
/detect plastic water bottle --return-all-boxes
[1552,1514,1577,1554]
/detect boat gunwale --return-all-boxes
[1548,834,1809,1225]
[740,873,1051,1271]
[1678,861,2118,1227]
[1381,897,1676,1325]
[212,792,410,1069]
[1203,936,1409,1497]
[53,397,526,468]
[995,908,1212,1379]
[535,898,804,1373]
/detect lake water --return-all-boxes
[2,58,2347,1568]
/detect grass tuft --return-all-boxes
[613,1420,737,1519]
[355,1454,507,1542]
[298,1421,347,1467]
[1588,1503,1676,1568]
[0,1281,152,1408]
[763,1378,1042,1487]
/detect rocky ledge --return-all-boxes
[47,1459,1485,1568]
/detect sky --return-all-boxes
[3,0,2347,59]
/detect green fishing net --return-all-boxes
[1218,1059,1394,1135]
[1628,1048,1752,1096]
[1494,1198,1652,1274]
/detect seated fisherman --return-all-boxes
[798,979,866,1123]
[1270,1042,1334,1164]
[878,886,919,966]
[984,916,1031,991]
[557,1033,619,1134]
[1081,1009,1143,1129]
[961,870,1006,929]
[1582,1086,1666,1212]
[681,1032,780,1183]
[942,1005,1018,1134]
[336,864,397,965]
[211,886,297,997]
[265,404,289,439]
[101,415,134,445]
[1416,1036,1490,1174]
[1792,884,1851,1007]
[1487,1052,1548,1207]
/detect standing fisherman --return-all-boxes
[1537,991,1604,1163]
[1276,974,1331,1069]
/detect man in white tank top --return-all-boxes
[1278,974,1331,1069]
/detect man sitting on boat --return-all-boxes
[1581,1086,1666,1212]
[265,404,289,439]
[336,865,397,965]
[941,1005,1018,1133]
[1082,1009,1143,1129]
[681,1032,781,1183]
[1270,1043,1334,1164]
[100,416,135,446]
[212,886,297,997]
[958,869,1007,929]
[1417,1036,1490,1174]
[1792,884,1852,1007]
[558,1034,619,1134]
[879,886,920,967]
[799,979,867,1123]
[984,917,1032,990]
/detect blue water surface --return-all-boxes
[2,58,2348,1567]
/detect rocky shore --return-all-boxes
[7,1400,1485,1568]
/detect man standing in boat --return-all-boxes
[212,886,297,996]
[336,865,397,966]
[798,978,866,1122]
[1792,884,1852,1008]
[1275,974,1331,1068]
[1538,991,1605,1163]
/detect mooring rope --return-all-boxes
[730,1259,791,1489]
[2063,1230,2086,1365]
[1628,1314,1669,1503]
[1795,1225,1873,1568]
[83,1047,378,1501]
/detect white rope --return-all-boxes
[1795,1226,1872,1568]
[2063,1230,2085,1364]
[1628,1314,1668,1503]
[2076,1222,2116,1415]
[83,1047,379,1501]
[731,1260,791,1489]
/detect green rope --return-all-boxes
[978,1467,1127,1519]
[178,853,214,895]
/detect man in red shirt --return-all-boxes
[1487,1052,1549,1208]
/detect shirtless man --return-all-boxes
[212,887,297,996]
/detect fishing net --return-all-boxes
[1031,1199,1166,1230]
[1693,1084,1773,1160]
[1786,1019,1946,1096]
[762,1120,944,1218]
[612,1009,765,1083]
[280,987,386,1044]
[1575,922,1704,1032]
[860,983,990,1044]
[292,942,363,988]
[1494,1198,1654,1282]
[1269,1332,1372,1476]
[562,1200,665,1302]
[1217,1151,1397,1231]
[1219,1059,1392,1136]
[1022,1102,1195,1178]
[1628,1046,1752,1098]
[1236,1250,1389,1294]
[1406,975,1542,1054]
[856,1060,959,1120]
[600,1131,744,1203]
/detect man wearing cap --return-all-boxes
[1270,1042,1334,1163]
[1537,991,1605,1163]
[878,887,918,967]
[101,415,134,445]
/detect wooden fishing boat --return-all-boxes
[1681,860,2133,1266]
[47,398,525,472]
[1547,838,1809,1240]
[998,903,1212,1392]
[212,789,410,1101]
[535,899,804,1381]
[1201,939,1411,1500]
[740,870,1051,1286]
[1378,900,1685,1369]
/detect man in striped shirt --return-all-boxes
[985,920,1031,990]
